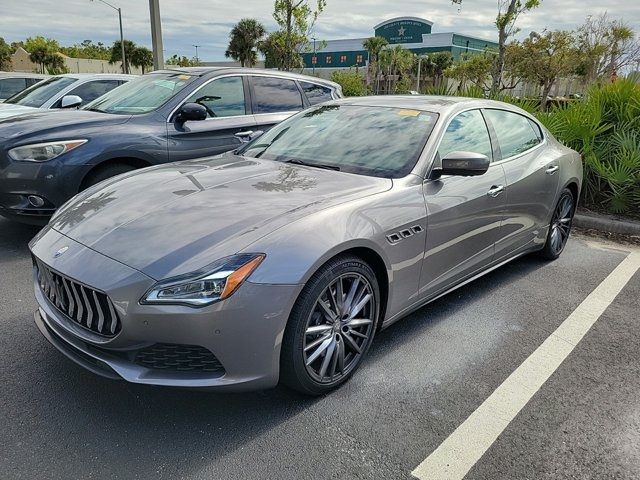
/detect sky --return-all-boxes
[1,0,639,61]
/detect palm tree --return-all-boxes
[362,36,388,93]
[109,40,136,74]
[131,46,153,74]
[225,18,267,67]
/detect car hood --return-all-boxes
[0,104,39,119]
[50,154,392,280]
[0,109,130,141]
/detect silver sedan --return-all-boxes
[29,96,582,395]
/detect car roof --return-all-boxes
[54,73,137,80]
[331,95,531,116]
[152,67,339,88]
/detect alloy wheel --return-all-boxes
[303,273,376,383]
[549,193,574,255]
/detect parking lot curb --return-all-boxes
[574,211,640,236]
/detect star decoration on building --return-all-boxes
[398,26,406,36]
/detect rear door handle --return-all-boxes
[487,185,505,197]
[545,165,559,175]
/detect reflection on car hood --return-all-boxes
[50,154,392,279]
[0,104,38,119]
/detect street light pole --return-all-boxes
[311,37,316,75]
[193,45,201,65]
[91,0,127,74]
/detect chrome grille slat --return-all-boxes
[33,258,121,337]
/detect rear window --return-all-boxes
[483,109,541,159]
[300,81,334,105]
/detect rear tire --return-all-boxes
[538,188,575,261]
[280,255,380,396]
[81,163,136,190]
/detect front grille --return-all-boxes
[134,344,225,374]
[34,258,121,337]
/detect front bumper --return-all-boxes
[30,227,301,391]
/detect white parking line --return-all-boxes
[411,250,640,480]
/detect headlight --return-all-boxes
[8,139,87,162]
[141,254,265,307]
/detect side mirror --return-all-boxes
[234,130,264,143]
[60,95,83,109]
[439,151,490,177]
[175,103,207,123]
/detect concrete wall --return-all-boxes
[11,47,143,75]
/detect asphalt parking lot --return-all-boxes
[1,216,639,480]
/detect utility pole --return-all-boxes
[193,45,201,65]
[91,0,127,74]
[149,0,164,71]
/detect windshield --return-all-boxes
[83,73,194,115]
[239,104,438,178]
[5,76,76,107]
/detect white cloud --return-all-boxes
[1,0,639,60]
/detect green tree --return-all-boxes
[225,18,267,67]
[575,13,640,85]
[445,53,494,91]
[491,0,540,94]
[0,37,12,70]
[24,36,61,73]
[60,40,110,60]
[362,36,388,93]
[166,54,199,67]
[330,70,368,96]
[379,45,415,93]
[266,0,327,71]
[424,51,453,88]
[131,46,154,74]
[510,30,578,109]
[109,39,136,73]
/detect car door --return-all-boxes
[167,75,257,161]
[249,75,305,132]
[482,109,559,260]
[419,109,507,298]
[50,79,122,108]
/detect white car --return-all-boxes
[0,73,135,119]
[0,72,48,102]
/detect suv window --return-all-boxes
[251,76,303,114]
[300,81,333,105]
[483,109,541,158]
[0,78,27,99]
[184,76,246,118]
[438,109,493,161]
[55,80,121,108]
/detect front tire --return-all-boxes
[81,163,136,190]
[539,188,575,260]
[280,255,380,395]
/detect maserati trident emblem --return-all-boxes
[53,246,69,258]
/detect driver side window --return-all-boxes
[184,76,246,118]
[438,109,493,162]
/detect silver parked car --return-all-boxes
[0,72,48,102]
[0,73,134,119]
[29,96,582,394]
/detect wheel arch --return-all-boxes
[80,157,152,190]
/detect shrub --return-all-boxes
[537,79,640,214]
[330,70,368,96]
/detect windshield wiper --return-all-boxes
[285,159,340,171]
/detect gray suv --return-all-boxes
[0,67,341,224]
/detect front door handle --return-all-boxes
[235,130,254,137]
[545,165,559,175]
[487,185,505,197]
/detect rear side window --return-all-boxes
[438,109,493,161]
[0,78,27,98]
[483,109,541,158]
[300,81,333,105]
[251,76,303,114]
